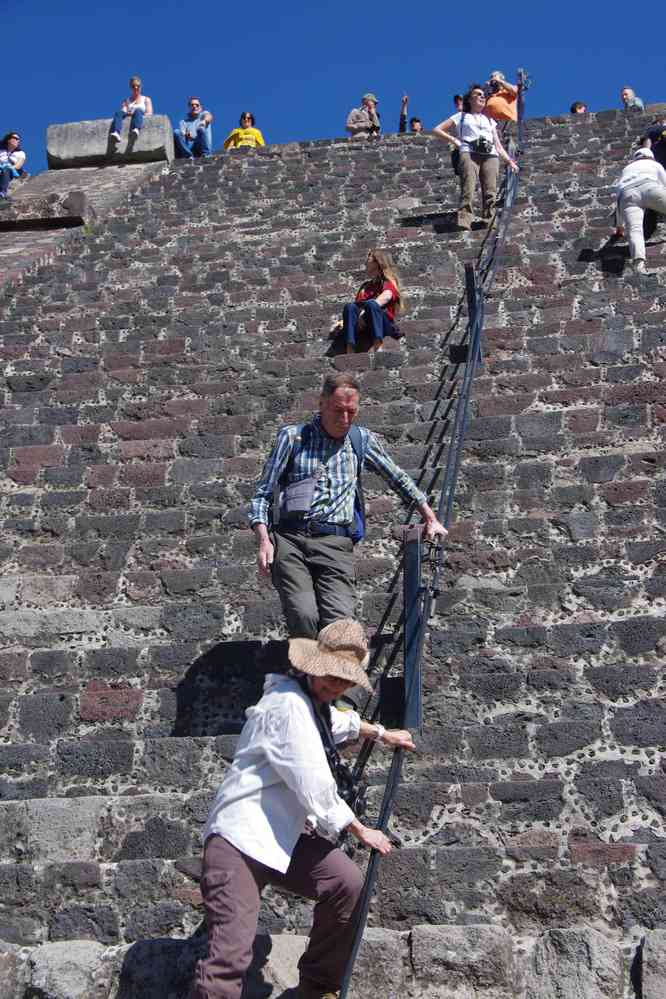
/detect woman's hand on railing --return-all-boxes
[347,819,393,855]
[381,728,416,751]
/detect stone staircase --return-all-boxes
[0,108,665,997]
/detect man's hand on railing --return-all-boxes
[423,517,448,542]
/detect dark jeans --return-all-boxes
[342,300,395,348]
[174,128,212,158]
[271,529,355,638]
[192,834,363,999]
[0,164,17,195]
[110,108,145,135]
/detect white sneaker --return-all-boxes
[110,131,121,141]
[131,128,140,138]
[634,260,647,274]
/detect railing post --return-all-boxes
[403,526,423,733]
[464,262,478,329]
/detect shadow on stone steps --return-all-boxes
[171,641,291,738]
[115,925,292,999]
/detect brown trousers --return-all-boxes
[458,151,500,224]
[192,834,364,999]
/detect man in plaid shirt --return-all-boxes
[249,372,447,638]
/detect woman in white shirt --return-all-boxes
[433,83,518,230]
[110,75,153,142]
[613,147,666,274]
[0,132,26,200]
[191,618,415,999]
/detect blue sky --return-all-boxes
[5,0,665,174]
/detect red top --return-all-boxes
[356,278,399,323]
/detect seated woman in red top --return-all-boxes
[342,249,402,354]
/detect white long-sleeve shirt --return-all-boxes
[0,148,26,171]
[204,674,361,872]
[613,157,666,199]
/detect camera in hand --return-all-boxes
[470,136,494,156]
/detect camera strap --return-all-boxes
[296,675,359,806]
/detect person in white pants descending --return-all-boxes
[613,147,666,274]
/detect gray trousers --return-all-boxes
[458,152,500,224]
[271,529,356,638]
[620,182,666,261]
[192,833,363,999]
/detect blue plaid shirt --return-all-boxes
[249,415,428,527]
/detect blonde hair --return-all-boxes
[129,76,142,88]
[362,249,405,315]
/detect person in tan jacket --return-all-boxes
[346,93,380,139]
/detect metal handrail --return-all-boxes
[339,68,529,999]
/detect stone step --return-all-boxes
[0,778,657,944]
[7,921,648,999]
[1,676,665,792]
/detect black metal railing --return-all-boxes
[339,68,529,999]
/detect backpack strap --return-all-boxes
[348,425,367,527]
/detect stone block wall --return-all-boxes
[0,108,664,995]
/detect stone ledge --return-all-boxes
[0,924,647,999]
[47,116,174,169]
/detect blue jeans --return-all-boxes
[0,164,18,195]
[342,300,395,348]
[174,126,212,158]
[110,108,145,135]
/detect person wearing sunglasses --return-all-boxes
[174,97,214,159]
[109,76,153,142]
[223,112,265,150]
[0,132,26,200]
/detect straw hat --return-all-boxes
[288,619,372,692]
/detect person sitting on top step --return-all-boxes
[570,101,588,114]
[0,132,26,200]
[109,75,153,142]
[432,83,518,230]
[621,86,644,111]
[612,147,666,275]
[174,96,214,158]
[190,617,416,999]
[339,248,403,354]
[484,71,518,123]
[249,371,447,640]
[346,92,381,139]
[223,112,265,150]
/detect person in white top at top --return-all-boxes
[432,83,518,230]
[110,75,153,142]
[613,147,666,274]
[191,618,416,999]
[0,132,26,200]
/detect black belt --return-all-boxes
[278,521,351,538]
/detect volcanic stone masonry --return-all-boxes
[0,106,665,997]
